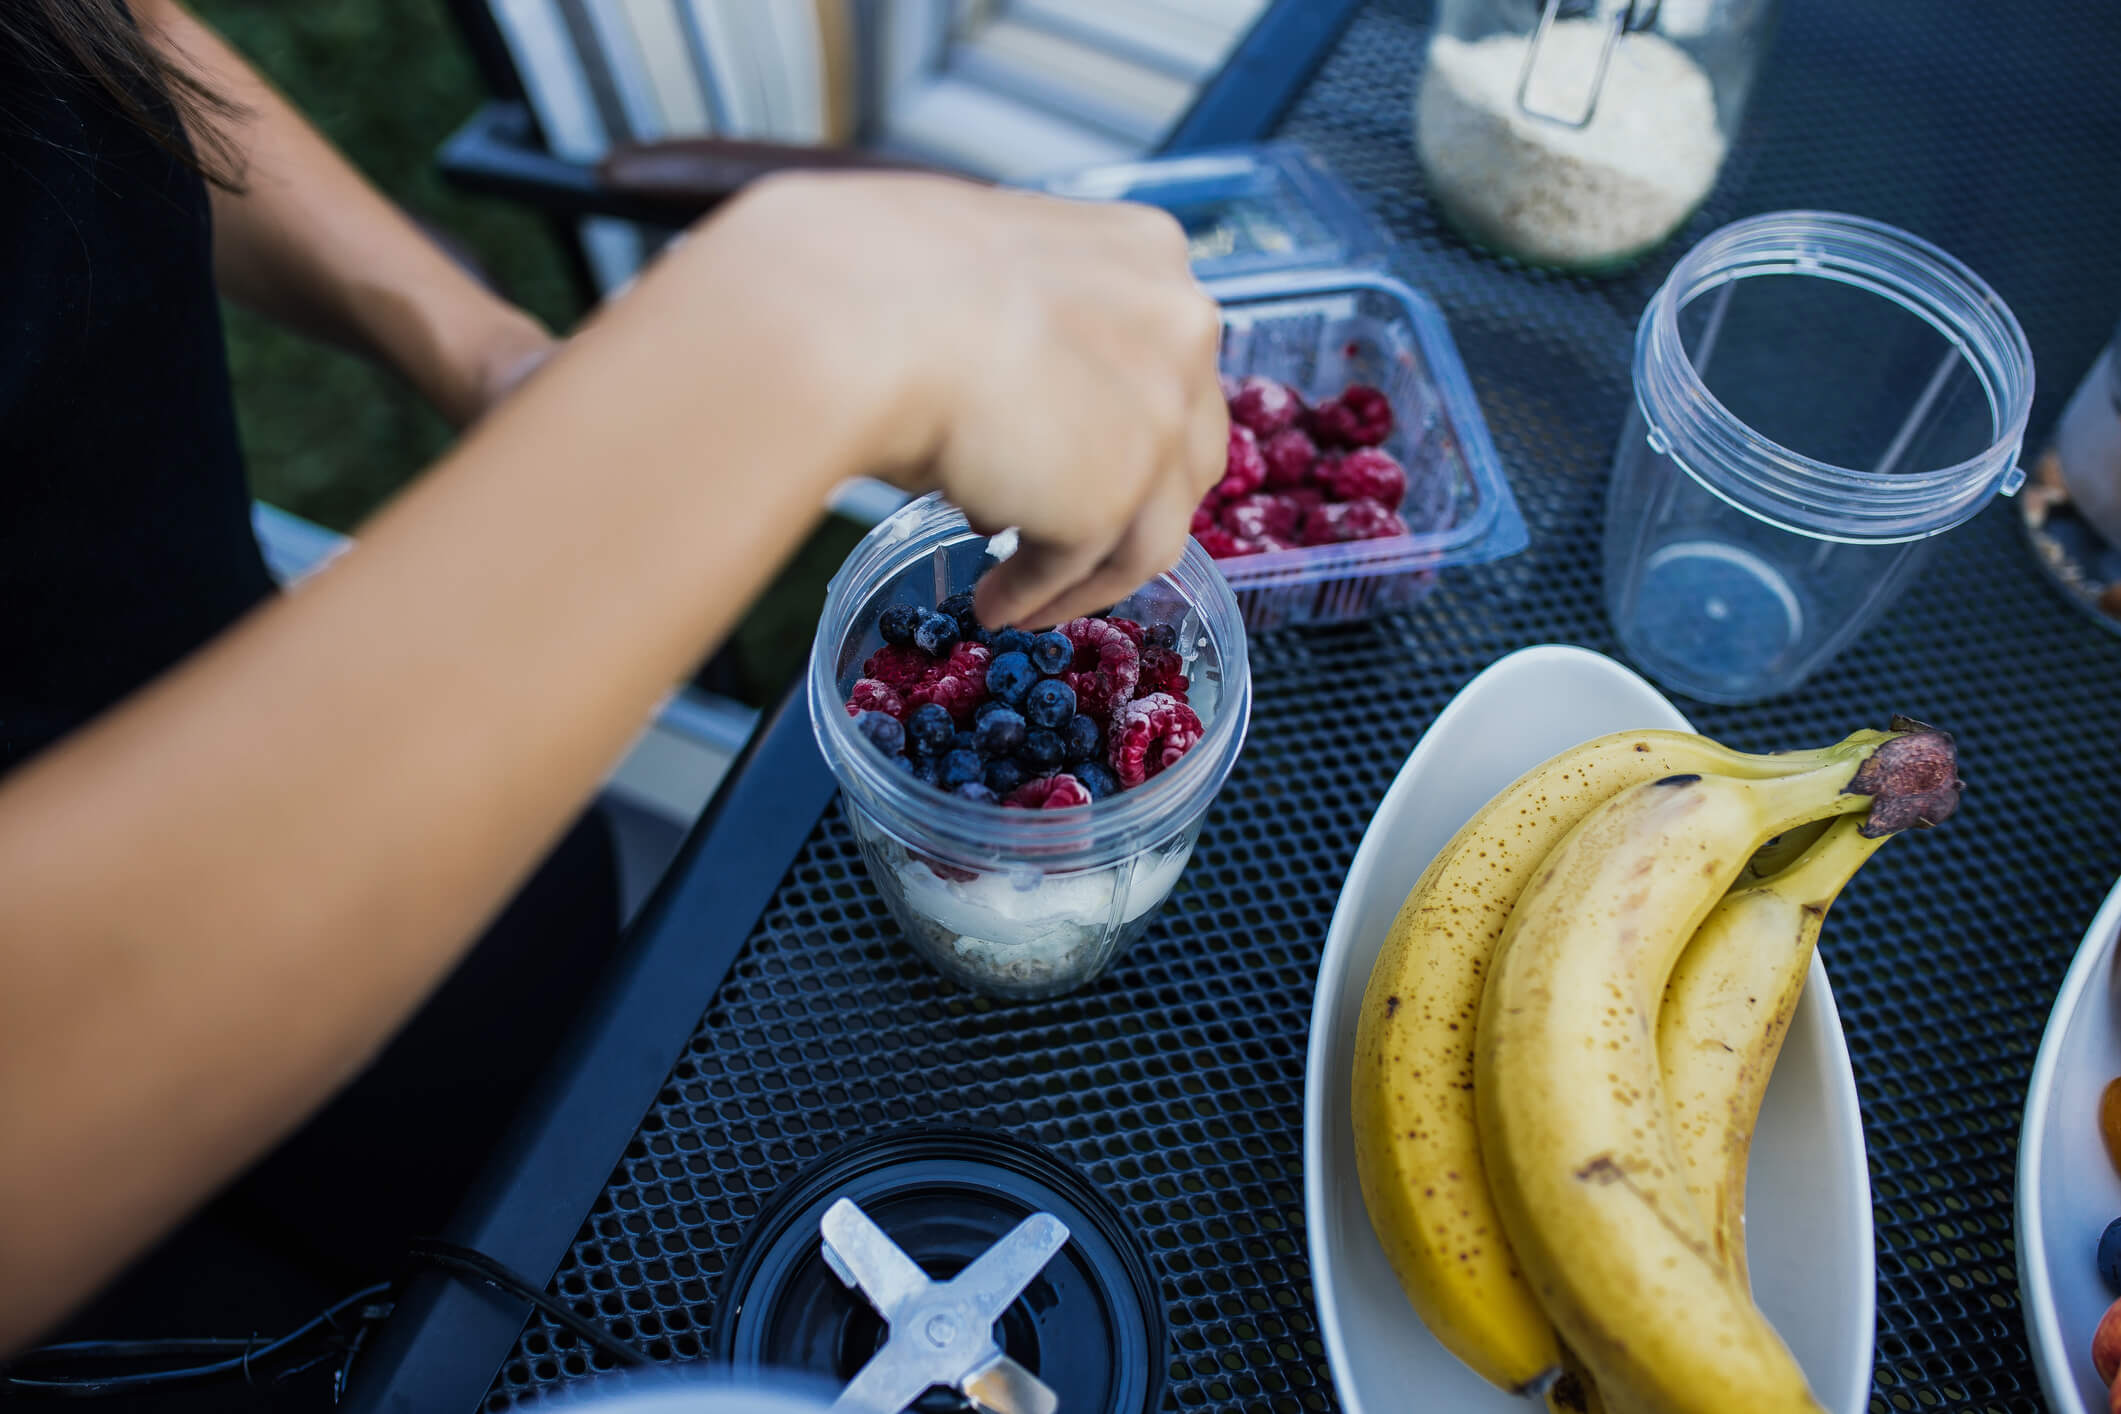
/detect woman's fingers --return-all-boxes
[974,534,1116,630]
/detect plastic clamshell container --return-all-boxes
[1044,144,1527,630]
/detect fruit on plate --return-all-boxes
[1657,815,1885,1288]
[1353,719,1960,1410]
[1351,727,1893,1393]
[1477,728,1958,1414]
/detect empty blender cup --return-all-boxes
[1603,211,2033,703]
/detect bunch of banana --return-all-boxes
[1351,719,1960,1413]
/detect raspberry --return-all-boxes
[906,642,990,722]
[1105,617,1146,647]
[1215,424,1267,500]
[1228,376,1303,437]
[1319,447,1409,506]
[1058,616,1141,720]
[1219,492,1302,543]
[1136,644,1189,699]
[1252,535,1293,554]
[1299,498,1410,546]
[1285,484,1327,511]
[1310,383,1394,447]
[862,643,934,692]
[1260,426,1318,489]
[1192,526,1252,559]
[1108,692,1205,788]
[1190,502,1219,534]
[848,678,906,720]
[1006,773,1093,809]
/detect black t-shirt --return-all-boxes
[0,42,274,772]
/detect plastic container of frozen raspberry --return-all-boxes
[1043,144,1529,630]
[808,494,1251,1002]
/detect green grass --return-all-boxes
[193,0,853,706]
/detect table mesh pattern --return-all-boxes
[487,2,2121,1410]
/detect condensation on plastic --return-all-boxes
[483,3,2121,1411]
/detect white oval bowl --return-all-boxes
[1303,644,1876,1414]
[2017,872,2121,1414]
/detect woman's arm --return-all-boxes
[0,172,1224,1350]
[134,0,553,425]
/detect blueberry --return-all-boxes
[2101,1217,2121,1291]
[986,651,1037,708]
[912,754,940,786]
[952,729,980,757]
[879,604,921,646]
[938,592,981,640]
[1074,761,1120,800]
[984,758,1027,796]
[953,781,1000,805]
[1021,729,1065,770]
[991,628,1035,657]
[974,699,1010,725]
[975,707,1027,759]
[906,703,955,757]
[1025,678,1077,729]
[852,710,905,757]
[937,748,984,791]
[1145,623,1178,650]
[1030,631,1073,676]
[889,753,916,775]
[914,611,960,658]
[1061,714,1101,763]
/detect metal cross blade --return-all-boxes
[819,1197,1070,1414]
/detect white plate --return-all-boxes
[2016,873,2121,1413]
[1303,644,1876,1414]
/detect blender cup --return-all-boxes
[809,495,1252,1001]
[1603,211,2033,703]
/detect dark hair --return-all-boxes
[0,0,244,188]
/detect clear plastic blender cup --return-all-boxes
[809,495,1252,1002]
[1603,211,2033,703]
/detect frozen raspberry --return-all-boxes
[1005,772,1093,809]
[1227,376,1304,437]
[1299,498,1410,546]
[847,678,907,720]
[905,642,990,723]
[1215,424,1267,500]
[1219,492,1302,543]
[1192,526,1252,559]
[1260,426,1318,490]
[1105,617,1146,647]
[1137,644,1189,700]
[1309,383,1394,447]
[862,642,934,692]
[1252,535,1293,554]
[1319,447,1409,506]
[1285,485,1327,511]
[1058,616,1141,721]
[1108,693,1205,788]
[1190,502,1220,534]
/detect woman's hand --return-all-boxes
[677,173,1229,628]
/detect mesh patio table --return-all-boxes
[350,2,2121,1410]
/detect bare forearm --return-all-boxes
[0,241,860,1349]
[139,0,549,424]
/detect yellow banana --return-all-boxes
[1350,728,1887,1395]
[1475,729,1959,1414]
[1659,816,1886,1290]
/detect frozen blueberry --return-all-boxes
[984,757,1028,796]
[986,651,1037,708]
[852,710,905,757]
[889,753,916,775]
[938,591,981,639]
[973,699,1011,725]
[906,703,955,757]
[990,628,1035,657]
[879,604,922,646]
[953,781,999,805]
[2101,1217,2121,1291]
[937,748,984,791]
[1024,678,1077,729]
[911,754,940,786]
[1074,761,1120,800]
[1145,623,1178,650]
[1029,631,1074,677]
[1061,714,1101,763]
[975,707,1027,758]
[952,729,980,757]
[1021,729,1065,770]
[914,611,960,658]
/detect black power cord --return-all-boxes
[2,1238,651,1400]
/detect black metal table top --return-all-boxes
[351,3,2121,1411]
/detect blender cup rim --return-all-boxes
[1634,210,2034,544]
[808,494,1253,858]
